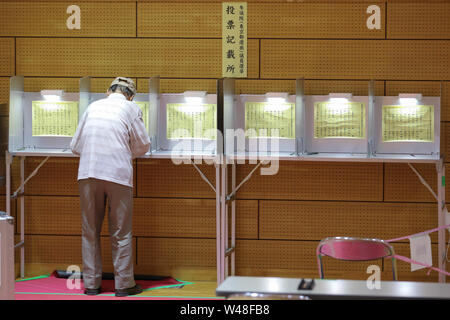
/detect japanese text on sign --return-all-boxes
[222,2,247,78]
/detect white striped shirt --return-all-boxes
[70,93,150,187]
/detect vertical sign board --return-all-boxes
[222,2,247,78]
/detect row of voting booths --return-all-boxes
[8,76,440,159]
[223,79,440,159]
[6,76,446,284]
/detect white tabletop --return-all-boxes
[9,148,441,164]
[9,148,219,161]
[216,276,450,300]
[227,152,441,163]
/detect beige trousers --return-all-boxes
[78,178,135,290]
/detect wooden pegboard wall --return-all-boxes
[384,163,448,203]
[136,79,217,94]
[387,3,450,39]
[24,158,137,197]
[133,198,258,239]
[20,234,136,271]
[137,237,216,268]
[137,2,221,38]
[260,39,450,80]
[0,38,14,76]
[236,161,383,201]
[0,2,136,37]
[137,159,216,198]
[259,200,438,242]
[235,239,439,282]
[248,2,385,39]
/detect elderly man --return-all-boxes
[71,77,150,297]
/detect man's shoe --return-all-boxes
[115,284,143,297]
[84,287,101,295]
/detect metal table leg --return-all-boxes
[20,157,25,278]
[215,162,222,285]
[437,159,446,283]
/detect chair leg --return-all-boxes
[317,255,324,279]
[392,258,398,281]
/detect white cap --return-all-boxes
[110,77,136,96]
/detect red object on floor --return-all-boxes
[14,271,190,299]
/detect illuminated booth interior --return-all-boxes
[221,78,441,161]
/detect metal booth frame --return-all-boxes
[217,78,446,284]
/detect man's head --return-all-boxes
[107,77,137,101]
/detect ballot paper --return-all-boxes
[135,101,149,132]
[245,102,295,138]
[313,101,365,139]
[409,234,432,272]
[382,105,434,142]
[32,101,78,137]
[167,103,217,140]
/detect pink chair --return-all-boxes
[316,237,398,280]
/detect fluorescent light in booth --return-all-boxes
[328,93,353,104]
[40,89,64,102]
[181,91,208,113]
[264,92,291,111]
[327,93,353,114]
[265,92,289,104]
[183,91,207,104]
[399,93,422,106]
[40,89,64,97]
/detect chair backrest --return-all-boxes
[227,292,311,300]
[317,237,394,261]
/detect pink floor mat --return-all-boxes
[14,271,194,299]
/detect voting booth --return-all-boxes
[222,78,304,160]
[85,77,157,154]
[149,77,219,156]
[236,91,296,153]
[304,92,369,155]
[5,75,223,279]
[7,75,88,276]
[373,93,440,157]
[8,75,83,155]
